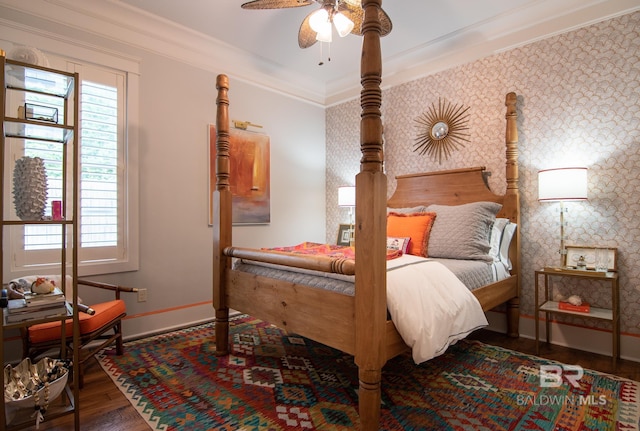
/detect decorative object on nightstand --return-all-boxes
[338,186,355,246]
[337,223,352,247]
[545,246,618,275]
[538,167,588,266]
[554,293,590,313]
[535,246,619,367]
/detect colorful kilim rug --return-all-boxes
[97,314,640,430]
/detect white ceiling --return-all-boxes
[2,0,639,105]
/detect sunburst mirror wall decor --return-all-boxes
[413,98,470,164]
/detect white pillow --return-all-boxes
[387,236,411,254]
[499,223,517,270]
[489,218,510,262]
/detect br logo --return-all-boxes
[540,365,584,388]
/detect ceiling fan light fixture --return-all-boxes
[315,22,332,42]
[309,8,329,32]
[333,12,353,37]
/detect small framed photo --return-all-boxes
[337,224,353,246]
[564,246,617,272]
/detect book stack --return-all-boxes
[558,301,591,313]
[5,287,69,324]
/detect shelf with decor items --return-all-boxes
[1,52,80,430]
[534,246,619,368]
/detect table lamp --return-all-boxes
[538,167,588,266]
[338,186,355,246]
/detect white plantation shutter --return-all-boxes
[13,60,135,274]
[17,72,67,259]
[79,79,120,253]
[17,68,67,251]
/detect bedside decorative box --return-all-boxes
[558,301,590,313]
[564,246,617,272]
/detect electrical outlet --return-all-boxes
[137,288,147,302]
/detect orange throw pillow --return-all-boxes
[387,212,436,256]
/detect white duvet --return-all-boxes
[236,253,487,364]
[386,254,488,364]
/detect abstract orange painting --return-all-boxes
[209,124,271,225]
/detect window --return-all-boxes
[78,80,119,250]
[10,56,139,276]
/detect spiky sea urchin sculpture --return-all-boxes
[13,156,48,221]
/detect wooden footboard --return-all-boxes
[224,266,518,358]
[224,246,355,275]
[226,268,356,354]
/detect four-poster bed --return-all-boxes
[212,1,520,429]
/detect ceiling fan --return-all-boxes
[241,0,392,49]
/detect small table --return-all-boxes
[534,267,619,367]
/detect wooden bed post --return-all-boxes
[504,92,520,337]
[213,74,232,355]
[355,0,386,429]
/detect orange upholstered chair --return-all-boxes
[17,278,137,388]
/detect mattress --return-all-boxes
[232,255,505,295]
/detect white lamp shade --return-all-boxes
[315,23,332,43]
[309,8,329,32]
[538,167,588,201]
[333,12,354,37]
[338,186,355,207]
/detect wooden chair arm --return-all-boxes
[76,279,139,300]
[75,303,96,315]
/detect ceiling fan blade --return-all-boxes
[338,3,362,35]
[298,11,318,48]
[378,8,393,36]
[241,0,314,9]
[339,2,392,37]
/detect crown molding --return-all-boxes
[1,0,638,107]
[325,0,640,106]
[0,0,327,105]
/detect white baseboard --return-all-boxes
[122,306,242,342]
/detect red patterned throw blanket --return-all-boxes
[265,241,402,260]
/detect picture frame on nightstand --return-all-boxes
[564,246,617,272]
[337,224,353,246]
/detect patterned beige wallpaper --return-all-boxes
[326,11,640,336]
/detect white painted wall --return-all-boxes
[0,8,326,346]
[114,52,327,338]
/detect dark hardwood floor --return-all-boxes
[34,329,639,430]
[469,329,639,381]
